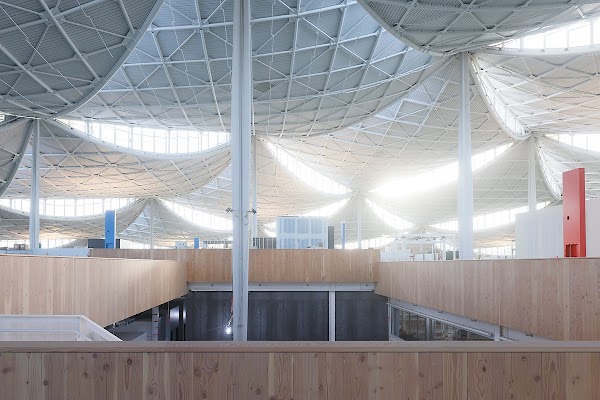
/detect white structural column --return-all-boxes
[357,194,362,249]
[251,135,258,242]
[458,52,473,260]
[149,199,155,249]
[328,291,336,341]
[528,137,537,212]
[29,119,40,249]
[231,0,251,341]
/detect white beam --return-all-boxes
[29,120,40,249]
[188,282,375,292]
[528,137,537,212]
[458,52,473,260]
[231,0,251,341]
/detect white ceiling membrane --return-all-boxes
[67,0,441,136]
[0,198,146,239]
[474,51,600,134]
[372,138,555,226]
[357,0,600,55]
[274,55,510,190]
[4,118,231,198]
[0,0,164,117]
[0,118,32,196]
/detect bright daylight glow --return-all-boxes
[474,246,513,258]
[340,236,396,250]
[432,201,551,231]
[374,144,512,198]
[0,198,136,217]
[162,200,232,231]
[546,133,600,153]
[496,18,600,50]
[262,199,350,237]
[265,141,351,195]
[366,198,413,232]
[58,119,229,154]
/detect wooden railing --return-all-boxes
[377,258,600,341]
[1,341,599,399]
[91,249,380,283]
[0,254,187,327]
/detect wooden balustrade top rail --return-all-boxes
[1,341,600,353]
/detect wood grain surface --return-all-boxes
[377,259,600,340]
[1,343,600,399]
[0,254,187,327]
[91,249,380,283]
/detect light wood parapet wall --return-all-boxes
[0,254,187,327]
[1,341,600,399]
[90,249,380,283]
[377,259,600,341]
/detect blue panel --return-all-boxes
[194,237,200,249]
[105,210,116,249]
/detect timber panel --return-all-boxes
[377,259,600,340]
[2,342,600,399]
[91,249,379,283]
[0,254,186,327]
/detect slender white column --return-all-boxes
[458,52,473,260]
[329,291,336,341]
[149,199,155,249]
[251,135,258,242]
[528,137,537,212]
[231,0,251,341]
[357,194,362,249]
[29,120,40,250]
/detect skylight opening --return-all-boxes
[162,200,232,232]
[474,66,527,137]
[495,19,600,50]
[0,198,136,217]
[546,133,600,153]
[432,201,551,232]
[58,119,229,154]
[373,144,512,198]
[265,141,351,195]
[365,198,414,232]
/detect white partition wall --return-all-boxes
[515,198,600,258]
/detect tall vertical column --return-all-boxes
[328,291,336,341]
[149,199,155,249]
[251,135,258,243]
[341,222,346,249]
[29,120,40,250]
[458,52,473,260]
[231,0,251,341]
[105,210,116,249]
[528,137,537,212]
[356,194,362,249]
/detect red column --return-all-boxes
[563,168,586,257]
